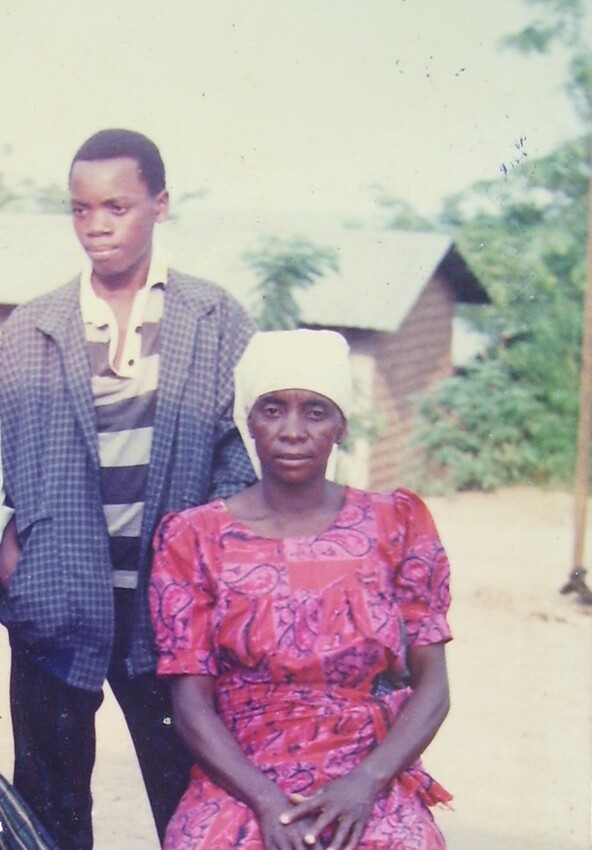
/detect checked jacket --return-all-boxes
[0,270,256,691]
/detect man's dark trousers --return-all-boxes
[10,590,192,850]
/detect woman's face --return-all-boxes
[248,388,347,483]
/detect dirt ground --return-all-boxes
[1,486,591,850]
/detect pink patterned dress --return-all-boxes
[150,487,452,849]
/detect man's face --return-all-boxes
[69,157,168,286]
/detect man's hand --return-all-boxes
[0,516,20,590]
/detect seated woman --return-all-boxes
[150,329,452,850]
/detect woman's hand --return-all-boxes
[279,643,450,850]
[171,675,322,850]
[255,792,322,850]
[279,769,380,850]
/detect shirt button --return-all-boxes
[135,326,141,333]
[128,359,135,367]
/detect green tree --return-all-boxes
[0,174,19,209]
[499,0,591,125]
[244,237,338,330]
[416,134,590,491]
[371,189,436,232]
[243,235,381,477]
[0,176,69,212]
[410,0,590,492]
[29,182,70,213]
[413,360,543,493]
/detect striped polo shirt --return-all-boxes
[80,251,167,590]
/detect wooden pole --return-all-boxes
[567,146,592,602]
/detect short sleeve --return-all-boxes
[150,510,219,677]
[384,489,452,648]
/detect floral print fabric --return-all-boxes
[150,487,452,849]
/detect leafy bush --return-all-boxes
[411,359,569,494]
[414,132,588,494]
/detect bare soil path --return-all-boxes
[1,487,590,849]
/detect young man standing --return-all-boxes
[0,129,257,850]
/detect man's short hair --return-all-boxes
[70,129,166,195]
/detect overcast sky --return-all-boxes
[0,0,583,218]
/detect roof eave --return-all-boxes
[438,245,490,304]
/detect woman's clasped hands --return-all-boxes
[277,771,379,850]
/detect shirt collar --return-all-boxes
[80,245,169,324]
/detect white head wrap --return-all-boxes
[233,329,352,479]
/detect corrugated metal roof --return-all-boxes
[0,210,487,331]
[298,230,455,332]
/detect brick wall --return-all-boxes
[366,273,455,492]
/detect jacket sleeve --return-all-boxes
[208,295,258,500]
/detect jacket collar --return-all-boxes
[32,271,220,496]
[141,270,219,540]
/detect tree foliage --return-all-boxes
[244,237,338,330]
[413,131,590,491]
[0,156,69,213]
[409,0,590,492]
[371,189,436,232]
[499,0,591,124]
[413,360,543,493]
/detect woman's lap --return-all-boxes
[164,776,446,850]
